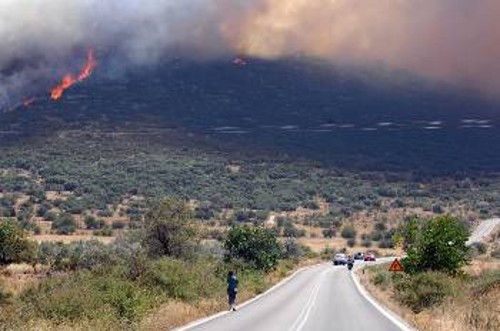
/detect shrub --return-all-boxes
[224,225,282,271]
[51,213,77,235]
[0,221,37,266]
[362,239,373,248]
[471,268,500,296]
[140,257,222,301]
[403,216,469,274]
[282,238,304,259]
[322,228,336,238]
[341,226,356,239]
[469,242,488,257]
[20,271,154,323]
[93,227,114,237]
[393,272,451,313]
[143,198,197,258]
[374,222,387,232]
[491,248,500,259]
[112,221,126,230]
[371,269,390,290]
[346,238,356,248]
[84,216,105,230]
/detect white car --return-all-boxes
[333,253,348,265]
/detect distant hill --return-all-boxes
[1,57,500,174]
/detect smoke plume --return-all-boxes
[1,0,499,107]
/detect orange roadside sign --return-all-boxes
[388,258,405,272]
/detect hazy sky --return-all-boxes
[1,0,499,106]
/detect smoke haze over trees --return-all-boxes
[1,0,500,106]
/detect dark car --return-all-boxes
[364,252,376,262]
[354,252,364,260]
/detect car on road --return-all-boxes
[333,253,348,265]
[354,252,364,260]
[364,252,376,262]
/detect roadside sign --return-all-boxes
[388,258,405,272]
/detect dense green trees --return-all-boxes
[224,225,282,270]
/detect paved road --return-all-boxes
[467,218,500,245]
[182,262,406,331]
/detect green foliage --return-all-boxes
[0,221,37,266]
[370,267,391,290]
[402,216,469,274]
[393,272,452,313]
[20,270,154,323]
[51,213,77,235]
[143,198,197,258]
[224,225,282,270]
[341,226,356,239]
[282,237,304,260]
[139,257,223,301]
[84,216,105,230]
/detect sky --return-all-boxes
[1,0,499,106]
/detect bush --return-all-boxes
[346,238,356,248]
[20,271,154,323]
[224,225,282,270]
[341,226,356,239]
[393,272,452,313]
[469,242,488,257]
[112,221,126,230]
[140,257,222,301]
[143,198,197,258]
[282,238,304,259]
[84,216,105,230]
[93,227,114,237]
[403,216,469,274]
[51,213,77,235]
[322,228,336,238]
[362,239,373,248]
[0,221,37,266]
[371,269,391,290]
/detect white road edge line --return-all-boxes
[175,264,323,331]
[351,267,416,331]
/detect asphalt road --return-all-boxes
[467,218,500,245]
[182,262,406,331]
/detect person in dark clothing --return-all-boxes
[227,271,239,311]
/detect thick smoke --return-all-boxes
[1,0,500,107]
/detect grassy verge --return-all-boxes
[359,262,500,331]
[0,258,302,331]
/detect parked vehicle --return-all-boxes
[333,253,348,265]
[364,252,376,262]
[354,252,364,260]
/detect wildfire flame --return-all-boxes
[50,49,97,101]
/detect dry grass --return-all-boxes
[358,260,500,331]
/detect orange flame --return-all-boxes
[50,49,97,101]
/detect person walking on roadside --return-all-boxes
[227,271,239,311]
